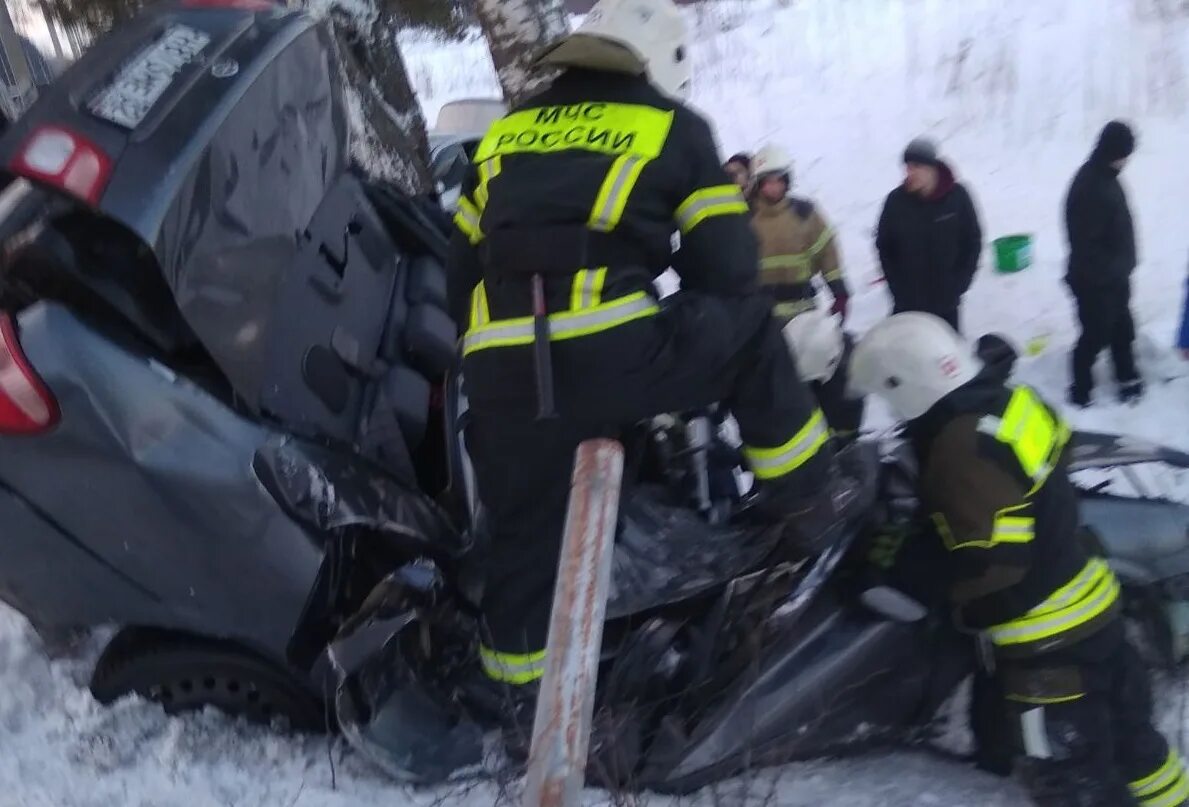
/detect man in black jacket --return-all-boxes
[1065,121,1141,407]
[876,138,983,333]
[447,0,854,721]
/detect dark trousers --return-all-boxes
[1069,281,1139,396]
[1002,623,1184,807]
[465,291,830,658]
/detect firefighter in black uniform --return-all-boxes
[447,0,849,706]
[852,312,1189,807]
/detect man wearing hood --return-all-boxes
[1065,121,1142,407]
[875,137,983,333]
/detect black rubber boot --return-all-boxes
[1118,379,1144,405]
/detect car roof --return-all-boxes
[429,132,484,152]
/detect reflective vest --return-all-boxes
[974,386,1119,652]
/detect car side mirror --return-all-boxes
[860,585,928,623]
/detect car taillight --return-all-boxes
[9,126,113,206]
[0,314,58,434]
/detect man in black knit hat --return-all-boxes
[724,152,753,195]
[1064,120,1142,407]
[876,136,983,332]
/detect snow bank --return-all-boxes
[3,0,1189,805]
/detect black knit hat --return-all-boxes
[1093,120,1136,163]
[726,152,752,171]
[903,137,941,167]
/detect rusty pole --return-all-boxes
[523,439,624,807]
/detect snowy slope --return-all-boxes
[3,1,1189,805]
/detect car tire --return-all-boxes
[90,629,326,732]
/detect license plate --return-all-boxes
[89,24,212,130]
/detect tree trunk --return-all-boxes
[40,1,65,58]
[474,0,569,106]
[316,1,433,194]
[65,21,85,58]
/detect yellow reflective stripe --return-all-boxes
[822,267,844,282]
[988,559,1120,647]
[1001,389,1052,479]
[1018,559,1105,623]
[980,387,1071,492]
[454,196,482,245]
[571,270,587,311]
[675,185,750,233]
[991,515,1035,544]
[480,645,546,685]
[474,156,502,212]
[463,292,658,356]
[591,267,607,305]
[744,409,829,480]
[468,281,490,330]
[1142,776,1189,807]
[806,226,835,257]
[1132,751,1184,798]
[936,503,1034,550]
[773,299,817,319]
[1005,692,1085,705]
[589,153,650,232]
[477,155,502,185]
[570,268,608,311]
[474,103,675,162]
[1026,558,1109,619]
[761,254,813,271]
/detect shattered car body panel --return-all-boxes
[0,0,1184,794]
[0,302,325,664]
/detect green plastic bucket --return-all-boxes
[993,234,1033,274]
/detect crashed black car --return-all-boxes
[0,0,1186,794]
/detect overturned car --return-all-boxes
[0,0,1185,794]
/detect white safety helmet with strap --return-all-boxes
[535,0,691,99]
[783,310,844,383]
[849,312,983,420]
[752,144,793,184]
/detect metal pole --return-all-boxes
[523,439,624,807]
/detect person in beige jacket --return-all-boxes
[750,144,849,323]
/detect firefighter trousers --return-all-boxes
[464,291,832,682]
[1002,622,1188,807]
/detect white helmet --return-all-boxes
[849,313,983,421]
[752,144,792,182]
[535,0,691,99]
[783,310,844,383]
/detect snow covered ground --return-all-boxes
[3,0,1189,804]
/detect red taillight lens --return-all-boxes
[0,314,58,434]
[10,126,113,206]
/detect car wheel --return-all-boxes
[90,630,325,732]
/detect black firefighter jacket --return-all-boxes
[1064,156,1137,292]
[909,376,1119,657]
[875,164,983,317]
[447,68,758,327]
[446,69,765,413]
